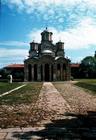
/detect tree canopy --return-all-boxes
[80,56,96,78]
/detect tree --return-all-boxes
[0,69,10,79]
[80,56,96,78]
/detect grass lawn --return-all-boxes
[0,82,43,128]
[0,82,42,105]
[0,82,22,94]
[75,79,96,94]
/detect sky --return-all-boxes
[0,0,96,68]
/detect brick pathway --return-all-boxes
[35,82,71,122]
[40,82,71,113]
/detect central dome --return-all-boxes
[42,50,53,54]
[41,49,55,57]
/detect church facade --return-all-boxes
[24,28,71,81]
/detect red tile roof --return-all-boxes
[71,64,80,68]
[5,63,80,69]
[5,64,24,68]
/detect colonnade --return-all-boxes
[24,63,69,81]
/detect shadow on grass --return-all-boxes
[75,82,96,94]
[12,111,96,139]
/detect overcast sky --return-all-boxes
[0,0,96,68]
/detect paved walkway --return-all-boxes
[36,82,71,121]
[0,82,96,139]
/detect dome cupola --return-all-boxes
[41,27,53,42]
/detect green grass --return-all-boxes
[0,82,22,94]
[0,82,43,128]
[75,79,96,94]
[76,79,96,83]
[0,82,42,105]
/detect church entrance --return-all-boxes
[45,64,49,81]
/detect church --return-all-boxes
[24,28,71,81]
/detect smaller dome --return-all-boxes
[55,56,63,60]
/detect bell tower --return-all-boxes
[41,27,53,42]
[56,41,65,57]
[29,41,38,58]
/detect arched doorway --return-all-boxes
[28,64,32,81]
[57,64,61,81]
[51,65,53,81]
[45,64,49,81]
[63,64,66,80]
[41,65,43,81]
[34,64,37,81]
